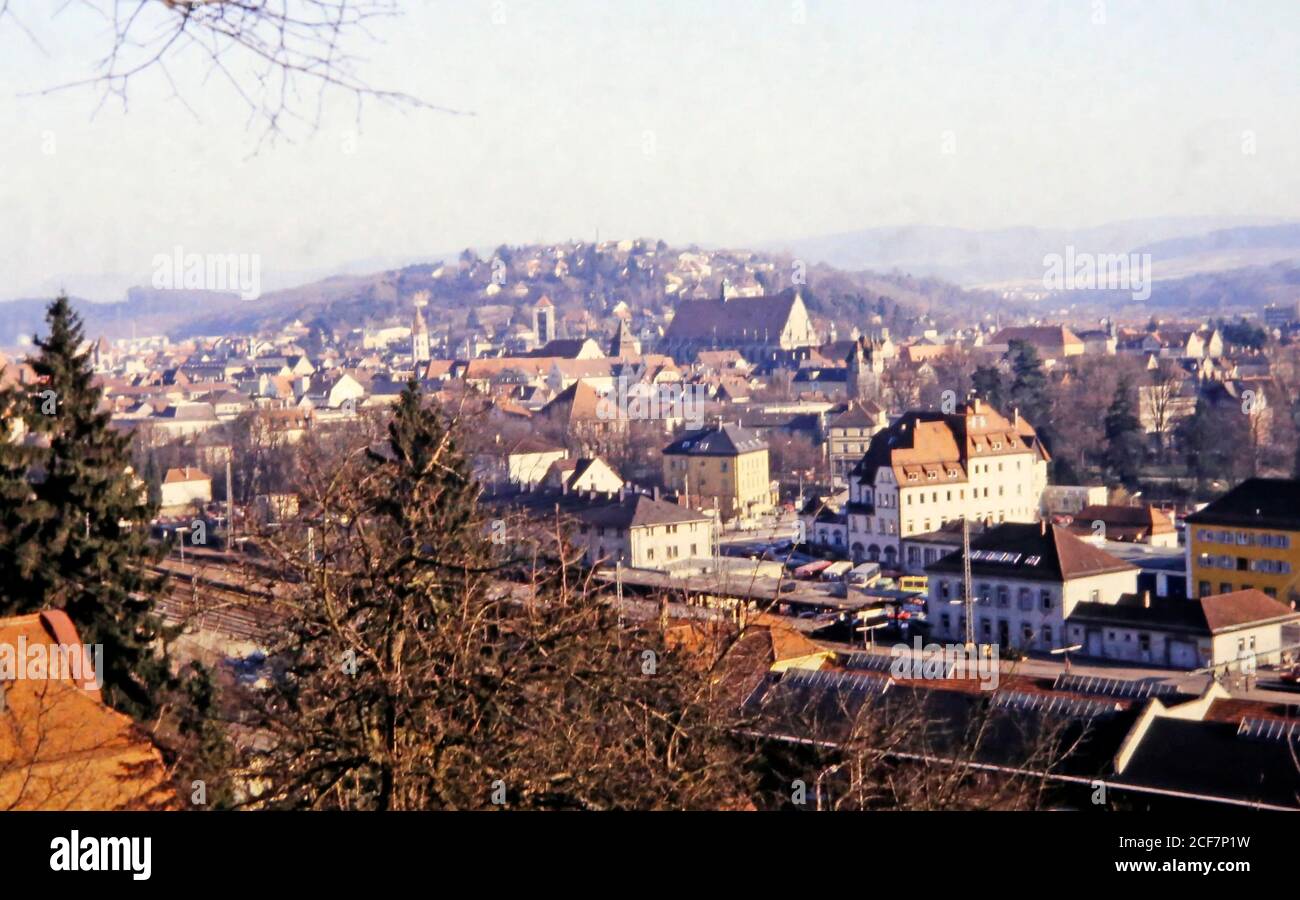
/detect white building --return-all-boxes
[926,521,1139,654]
[844,400,1049,567]
[1068,589,1300,670]
[160,467,213,510]
[572,494,715,573]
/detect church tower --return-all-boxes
[411,292,431,363]
[533,296,556,345]
[846,335,883,401]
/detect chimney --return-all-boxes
[653,485,660,501]
[1013,407,1020,427]
[1040,519,1047,536]
[1142,590,1151,609]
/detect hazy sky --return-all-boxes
[1,0,1298,298]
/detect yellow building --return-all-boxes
[662,423,774,521]
[1185,478,1300,603]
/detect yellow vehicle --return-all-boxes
[898,575,928,593]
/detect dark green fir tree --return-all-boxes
[1103,377,1145,489]
[0,296,170,720]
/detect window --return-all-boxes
[1043,625,1053,644]
[940,580,952,600]
[1040,589,1053,610]
[996,585,1009,608]
[1018,588,1032,611]
[1139,634,1150,652]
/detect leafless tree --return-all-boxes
[1,0,466,144]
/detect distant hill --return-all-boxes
[1046,261,1300,322]
[37,242,1011,344]
[0,287,247,350]
[770,216,1297,287]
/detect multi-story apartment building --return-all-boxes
[926,522,1139,653]
[662,424,774,521]
[1185,478,1300,603]
[844,400,1049,566]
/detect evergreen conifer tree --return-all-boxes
[0,296,170,719]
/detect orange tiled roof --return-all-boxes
[0,611,175,810]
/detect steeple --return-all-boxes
[411,291,431,363]
[533,295,556,344]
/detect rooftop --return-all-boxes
[927,522,1138,582]
[663,423,767,456]
[1186,478,1300,531]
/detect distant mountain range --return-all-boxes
[767,216,1300,287]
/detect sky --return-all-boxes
[1,0,1298,299]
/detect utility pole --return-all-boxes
[226,458,235,551]
[615,560,624,628]
[962,516,975,650]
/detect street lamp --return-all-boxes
[1051,643,1084,674]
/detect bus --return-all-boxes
[898,575,928,593]
[819,561,854,581]
[793,559,833,580]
